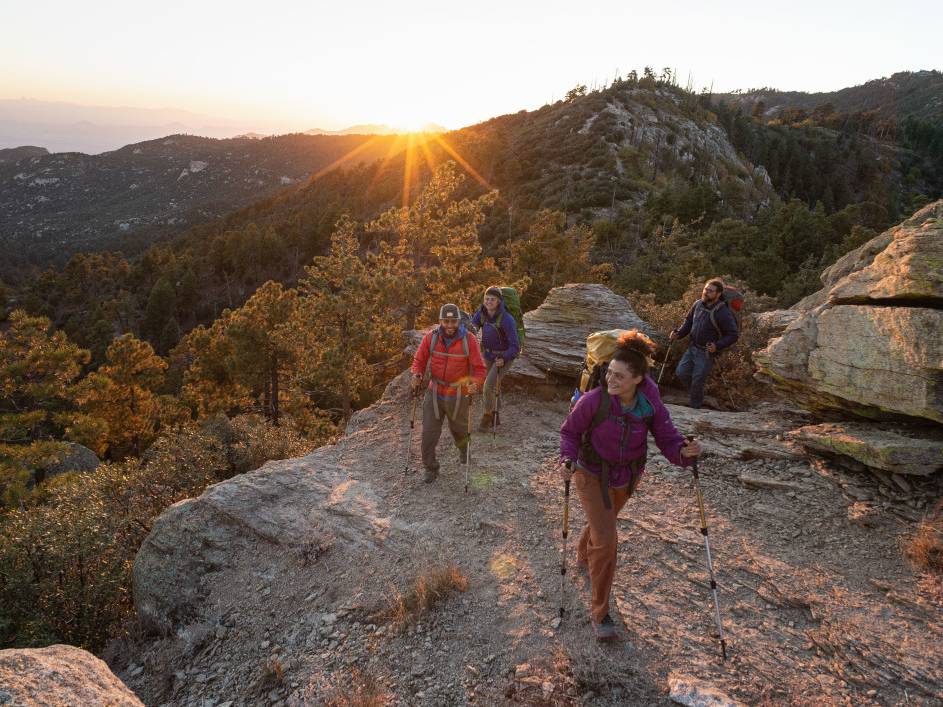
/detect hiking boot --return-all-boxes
[478,411,495,432]
[423,466,439,483]
[457,445,468,464]
[592,614,618,642]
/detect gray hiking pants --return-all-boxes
[421,389,471,472]
[483,358,512,413]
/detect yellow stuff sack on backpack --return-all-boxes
[578,329,630,393]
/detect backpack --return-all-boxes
[499,287,525,351]
[713,284,744,334]
[576,329,627,396]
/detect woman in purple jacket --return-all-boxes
[559,330,701,641]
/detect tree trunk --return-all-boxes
[341,375,352,421]
[271,359,280,426]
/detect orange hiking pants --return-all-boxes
[573,468,641,624]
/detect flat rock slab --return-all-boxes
[0,644,143,707]
[522,283,657,378]
[789,422,943,476]
[668,672,746,707]
[663,404,804,460]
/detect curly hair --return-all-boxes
[612,329,655,377]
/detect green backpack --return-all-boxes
[500,287,526,351]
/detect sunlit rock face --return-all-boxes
[522,283,657,378]
[755,200,943,425]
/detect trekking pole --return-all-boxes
[657,336,674,385]
[716,365,736,410]
[493,377,501,442]
[404,392,418,475]
[465,392,474,494]
[559,466,571,620]
[687,436,727,661]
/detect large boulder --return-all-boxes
[756,201,943,425]
[34,442,100,485]
[522,283,657,378]
[133,437,405,634]
[789,422,943,477]
[0,644,142,706]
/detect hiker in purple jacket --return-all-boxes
[558,330,701,641]
[471,286,520,431]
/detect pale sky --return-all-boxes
[2,0,939,133]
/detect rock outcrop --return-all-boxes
[749,309,799,336]
[756,201,943,425]
[789,422,943,477]
[34,441,99,484]
[0,644,142,706]
[522,283,657,378]
[133,413,409,633]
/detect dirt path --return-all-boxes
[124,379,942,706]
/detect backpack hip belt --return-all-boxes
[577,445,647,510]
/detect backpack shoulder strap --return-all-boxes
[588,390,611,435]
[424,330,439,380]
[463,332,470,372]
[708,301,726,337]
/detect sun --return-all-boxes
[392,119,435,134]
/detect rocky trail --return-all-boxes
[119,371,942,706]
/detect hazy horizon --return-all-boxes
[2,0,941,153]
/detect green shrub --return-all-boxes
[0,416,318,651]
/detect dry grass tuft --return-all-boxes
[906,501,943,574]
[321,668,391,707]
[379,563,469,625]
[258,657,284,690]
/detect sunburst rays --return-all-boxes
[308,128,497,209]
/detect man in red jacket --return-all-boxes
[411,303,487,483]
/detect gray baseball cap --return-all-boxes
[438,303,461,321]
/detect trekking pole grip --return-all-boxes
[686,435,700,479]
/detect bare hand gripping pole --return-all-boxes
[688,437,727,660]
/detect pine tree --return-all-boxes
[72,334,183,458]
[366,161,500,329]
[297,217,400,419]
[507,210,613,309]
[0,311,91,505]
[141,278,176,344]
[224,281,299,425]
[176,316,255,419]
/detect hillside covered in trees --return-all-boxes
[1,68,942,654]
[10,70,941,366]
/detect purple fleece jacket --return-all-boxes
[560,375,692,488]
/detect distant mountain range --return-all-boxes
[717,70,943,123]
[0,99,263,155]
[305,123,448,135]
[234,124,449,140]
[2,70,940,283]
[0,98,449,154]
[0,132,414,272]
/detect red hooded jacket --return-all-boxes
[411,325,487,397]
